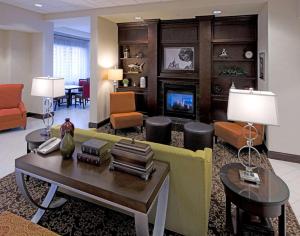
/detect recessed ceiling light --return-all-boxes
[134,16,143,21]
[34,3,43,8]
[213,10,222,15]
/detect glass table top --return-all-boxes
[220,163,289,204]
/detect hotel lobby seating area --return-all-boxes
[0,0,300,235]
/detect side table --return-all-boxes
[220,163,289,236]
[25,129,50,153]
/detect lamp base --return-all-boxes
[40,128,51,137]
[239,170,260,184]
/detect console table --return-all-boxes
[220,163,289,236]
[15,146,170,236]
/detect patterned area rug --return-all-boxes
[0,125,299,236]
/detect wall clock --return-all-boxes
[244,50,253,59]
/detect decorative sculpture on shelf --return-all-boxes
[219,48,229,58]
[127,62,145,73]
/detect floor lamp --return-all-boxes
[227,88,279,184]
[108,68,123,92]
[31,77,65,136]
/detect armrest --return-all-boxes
[18,101,27,116]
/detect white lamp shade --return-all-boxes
[108,69,123,81]
[227,89,279,125]
[31,77,65,98]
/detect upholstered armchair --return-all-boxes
[214,121,264,149]
[110,92,143,134]
[0,84,27,131]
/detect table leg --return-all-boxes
[67,90,71,108]
[15,170,67,223]
[135,213,149,236]
[153,175,169,236]
[134,175,169,236]
[27,142,30,154]
[279,204,286,236]
[226,196,232,231]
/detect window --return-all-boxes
[53,34,90,85]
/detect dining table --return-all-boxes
[65,85,83,108]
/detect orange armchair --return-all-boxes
[214,121,264,149]
[0,84,27,131]
[110,92,143,134]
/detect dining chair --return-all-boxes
[75,80,90,108]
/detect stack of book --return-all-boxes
[77,139,109,166]
[110,139,154,180]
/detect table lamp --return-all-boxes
[108,68,123,92]
[31,77,65,136]
[227,88,279,184]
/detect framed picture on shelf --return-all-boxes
[259,52,265,80]
[163,47,194,71]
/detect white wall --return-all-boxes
[90,16,118,124]
[266,0,300,155]
[257,3,268,91]
[0,30,10,83]
[0,2,53,114]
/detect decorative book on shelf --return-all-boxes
[77,150,110,166]
[81,139,108,156]
[110,139,155,180]
[77,139,109,166]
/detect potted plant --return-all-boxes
[123,78,129,87]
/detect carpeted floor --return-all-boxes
[0,125,299,235]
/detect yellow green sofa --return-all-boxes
[51,126,212,236]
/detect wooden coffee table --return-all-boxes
[220,163,289,236]
[15,146,170,236]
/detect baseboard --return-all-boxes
[27,112,54,119]
[268,151,300,164]
[88,118,109,129]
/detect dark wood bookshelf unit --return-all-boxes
[117,20,157,113]
[211,15,258,121]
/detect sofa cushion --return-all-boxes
[0,108,22,122]
[0,84,23,109]
[110,112,143,129]
[0,211,57,235]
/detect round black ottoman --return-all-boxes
[184,121,214,151]
[145,116,172,144]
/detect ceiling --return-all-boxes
[0,0,267,37]
[54,17,91,33]
[0,0,174,14]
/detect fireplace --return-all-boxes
[164,84,196,119]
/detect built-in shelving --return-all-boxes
[211,15,258,121]
[212,58,255,62]
[212,39,256,44]
[118,22,154,113]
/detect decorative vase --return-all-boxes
[60,118,74,138]
[124,48,129,58]
[140,77,146,88]
[60,131,75,159]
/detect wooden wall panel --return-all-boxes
[198,17,213,122]
[146,19,159,115]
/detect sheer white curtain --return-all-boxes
[53,34,90,85]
